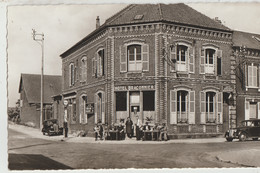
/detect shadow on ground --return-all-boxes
[9,153,72,170]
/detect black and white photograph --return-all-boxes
[2,0,260,172]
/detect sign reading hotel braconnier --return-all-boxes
[115,85,155,91]
[86,103,94,114]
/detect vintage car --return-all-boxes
[225,119,260,142]
[42,119,63,136]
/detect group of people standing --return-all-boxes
[94,117,168,141]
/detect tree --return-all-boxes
[8,99,20,122]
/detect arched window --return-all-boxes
[81,56,87,82]
[176,45,188,72]
[177,90,188,123]
[205,49,216,74]
[95,91,105,124]
[79,95,88,124]
[206,91,216,123]
[128,44,142,71]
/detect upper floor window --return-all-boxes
[247,64,258,88]
[128,45,142,71]
[200,47,222,76]
[93,49,105,78]
[170,43,194,73]
[69,63,75,86]
[81,56,87,82]
[120,43,149,73]
[205,49,215,74]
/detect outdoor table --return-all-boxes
[143,130,153,141]
[151,130,160,141]
[108,130,118,140]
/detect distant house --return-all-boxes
[232,31,260,125]
[18,73,62,128]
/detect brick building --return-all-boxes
[18,74,62,128]
[232,31,260,125]
[59,4,236,138]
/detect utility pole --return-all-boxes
[32,29,44,130]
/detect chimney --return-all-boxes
[214,17,222,24]
[96,16,100,29]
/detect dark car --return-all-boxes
[225,119,260,142]
[42,119,63,136]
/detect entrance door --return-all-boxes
[130,92,141,136]
[250,103,257,119]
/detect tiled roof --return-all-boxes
[233,31,260,50]
[105,4,230,31]
[19,74,62,104]
[60,3,230,58]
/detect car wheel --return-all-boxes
[239,132,247,142]
[252,138,258,141]
[226,138,233,142]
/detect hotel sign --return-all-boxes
[115,85,155,91]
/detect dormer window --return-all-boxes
[134,15,144,20]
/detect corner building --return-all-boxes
[59,4,236,138]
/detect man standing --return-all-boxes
[125,117,133,138]
[64,109,68,138]
[136,117,142,140]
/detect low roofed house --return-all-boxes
[232,31,260,125]
[18,73,62,128]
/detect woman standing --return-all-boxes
[125,117,133,138]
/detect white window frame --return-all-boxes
[247,63,258,88]
[205,91,216,123]
[205,48,216,74]
[176,44,188,72]
[69,63,75,86]
[177,90,188,123]
[127,44,142,72]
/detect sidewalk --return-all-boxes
[8,123,226,144]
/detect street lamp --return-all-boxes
[32,29,44,130]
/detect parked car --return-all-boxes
[225,119,260,142]
[42,119,63,136]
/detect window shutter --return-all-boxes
[258,102,260,119]
[80,61,83,81]
[120,45,127,73]
[69,65,71,86]
[217,92,223,124]
[102,93,105,124]
[259,65,260,88]
[94,57,97,77]
[170,45,176,72]
[189,46,194,73]
[142,44,149,72]
[253,66,257,87]
[96,53,100,77]
[248,66,252,86]
[170,90,177,124]
[200,91,206,124]
[200,48,205,74]
[92,58,95,77]
[245,100,249,120]
[79,97,83,124]
[94,94,97,124]
[72,64,75,85]
[217,50,222,75]
[189,91,195,124]
[186,49,189,72]
[245,64,248,88]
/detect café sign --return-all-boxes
[115,85,155,91]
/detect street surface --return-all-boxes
[8,124,260,170]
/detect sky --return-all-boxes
[7,2,260,107]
